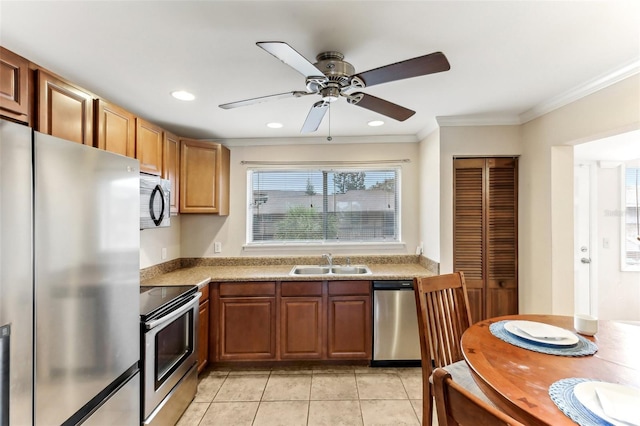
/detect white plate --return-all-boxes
[504,320,579,346]
[574,381,640,426]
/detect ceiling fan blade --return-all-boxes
[352,52,450,88]
[219,91,312,109]
[257,41,324,78]
[301,101,329,133]
[347,93,415,121]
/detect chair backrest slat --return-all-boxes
[414,272,473,371]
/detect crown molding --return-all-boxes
[435,59,640,130]
[436,115,521,127]
[519,59,640,124]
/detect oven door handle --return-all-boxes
[145,292,201,330]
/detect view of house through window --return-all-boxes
[623,165,640,270]
[248,168,399,244]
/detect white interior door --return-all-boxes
[574,164,595,315]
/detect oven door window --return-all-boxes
[155,310,194,389]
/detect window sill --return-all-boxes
[242,241,406,253]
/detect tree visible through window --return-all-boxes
[249,168,399,244]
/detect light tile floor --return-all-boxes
[177,366,427,426]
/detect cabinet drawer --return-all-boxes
[328,280,371,296]
[199,284,210,303]
[281,281,322,297]
[219,282,276,297]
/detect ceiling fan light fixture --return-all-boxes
[266,122,283,129]
[171,90,195,101]
[368,120,385,127]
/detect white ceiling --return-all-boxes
[2,1,639,143]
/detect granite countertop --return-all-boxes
[141,263,435,288]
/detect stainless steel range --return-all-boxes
[140,285,200,426]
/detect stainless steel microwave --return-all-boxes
[140,173,171,229]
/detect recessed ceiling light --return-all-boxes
[368,120,385,127]
[171,90,195,101]
[266,122,283,129]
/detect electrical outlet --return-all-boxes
[603,238,610,249]
[214,242,222,253]
[161,247,167,260]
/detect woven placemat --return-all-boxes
[490,320,598,356]
[549,378,614,426]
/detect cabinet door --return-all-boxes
[180,139,230,214]
[219,297,276,360]
[163,131,180,214]
[453,157,518,323]
[136,118,163,175]
[453,158,486,323]
[0,47,30,122]
[94,99,135,157]
[327,295,371,359]
[37,69,93,145]
[280,297,323,359]
[486,158,518,317]
[198,299,210,373]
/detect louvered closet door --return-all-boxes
[453,158,486,323]
[486,158,518,318]
[453,158,518,323]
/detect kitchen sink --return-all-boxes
[290,266,331,275]
[289,265,372,276]
[330,265,371,275]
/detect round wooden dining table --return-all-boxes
[461,314,640,426]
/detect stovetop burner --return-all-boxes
[140,285,197,320]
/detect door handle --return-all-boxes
[580,258,591,264]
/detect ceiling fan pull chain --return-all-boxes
[327,103,332,142]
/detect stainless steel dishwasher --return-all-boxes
[371,280,422,367]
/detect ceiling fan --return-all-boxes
[219,41,450,133]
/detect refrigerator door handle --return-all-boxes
[1,324,10,425]
[145,293,201,330]
[149,184,166,226]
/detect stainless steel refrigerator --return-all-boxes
[1,119,140,425]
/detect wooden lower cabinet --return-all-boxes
[198,299,210,373]
[218,282,277,361]
[214,280,371,363]
[280,281,324,359]
[327,281,371,359]
[219,297,276,360]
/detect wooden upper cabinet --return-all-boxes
[94,99,135,157]
[453,157,518,323]
[36,69,93,145]
[163,131,180,214]
[0,47,30,123]
[180,139,230,214]
[136,118,163,175]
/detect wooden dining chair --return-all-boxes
[413,272,493,426]
[433,368,525,426]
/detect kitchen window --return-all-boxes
[622,164,640,271]
[247,168,400,245]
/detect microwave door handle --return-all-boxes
[149,184,166,226]
[145,292,201,330]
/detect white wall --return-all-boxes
[520,74,640,315]
[596,166,640,321]
[180,141,421,258]
[140,215,181,268]
[419,128,440,262]
[438,125,522,274]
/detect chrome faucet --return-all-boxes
[322,253,333,268]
